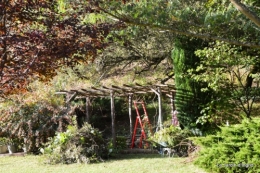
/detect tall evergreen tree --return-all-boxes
[172,38,212,131]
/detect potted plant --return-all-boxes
[0,137,8,154]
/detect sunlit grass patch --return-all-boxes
[0,154,207,173]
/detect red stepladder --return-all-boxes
[131,101,153,148]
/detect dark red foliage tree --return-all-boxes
[0,0,124,95]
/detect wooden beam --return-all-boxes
[81,88,107,97]
[102,86,122,94]
[66,92,77,103]
[91,86,110,93]
[123,84,136,90]
[112,85,131,92]
[55,91,68,95]
[133,91,147,94]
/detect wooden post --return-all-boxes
[158,87,163,130]
[85,97,90,123]
[128,94,133,137]
[170,91,177,126]
[150,87,163,131]
[170,91,175,113]
[110,91,116,147]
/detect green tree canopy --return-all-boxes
[92,0,260,48]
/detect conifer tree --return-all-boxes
[172,38,211,130]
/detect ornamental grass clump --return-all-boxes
[41,123,108,164]
[191,118,260,173]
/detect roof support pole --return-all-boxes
[128,94,133,137]
[158,87,163,131]
[151,87,163,131]
[110,91,116,148]
[170,92,176,126]
[85,97,90,123]
[170,92,175,114]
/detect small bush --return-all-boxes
[191,118,260,173]
[0,137,8,145]
[0,99,71,152]
[149,125,195,157]
[41,123,108,164]
[107,136,127,156]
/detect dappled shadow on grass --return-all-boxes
[106,153,171,162]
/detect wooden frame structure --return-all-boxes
[56,83,176,147]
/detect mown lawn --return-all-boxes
[0,154,207,173]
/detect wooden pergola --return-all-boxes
[56,83,176,147]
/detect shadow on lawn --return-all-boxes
[107,153,170,161]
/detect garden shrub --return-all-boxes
[191,118,260,173]
[0,96,72,153]
[149,125,195,157]
[41,123,108,164]
[107,136,127,156]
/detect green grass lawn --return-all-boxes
[0,154,207,173]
